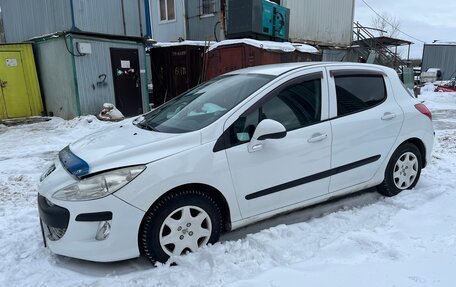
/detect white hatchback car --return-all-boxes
[38,63,434,263]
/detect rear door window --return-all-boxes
[334,74,386,117]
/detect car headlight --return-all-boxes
[52,165,146,201]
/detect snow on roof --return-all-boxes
[207,38,320,54]
[427,42,456,46]
[151,40,214,48]
[293,43,320,54]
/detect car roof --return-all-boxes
[226,62,390,76]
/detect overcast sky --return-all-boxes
[354,0,456,59]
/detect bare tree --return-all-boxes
[371,12,401,38]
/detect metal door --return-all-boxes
[0,51,32,118]
[110,48,143,117]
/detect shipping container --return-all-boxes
[281,0,355,47]
[0,0,147,43]
[149,42,207,107]
[422,44,456,80]
[204,40,320,80]
[33,32,148,119]
[0,43,44,119]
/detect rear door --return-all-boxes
[223,68,332,218]
[326,66,403,192]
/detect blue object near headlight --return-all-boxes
[59,146,90,178]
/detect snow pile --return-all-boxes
[207,38,319,54]
[0,92,456,286]
[293,43,320,54]
[421,83,437,94]
[97,103,124,122]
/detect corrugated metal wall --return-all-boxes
[33,37,79,119]
[422,44,456,80]
[149,0,186,41]
[322,48,360,63]
[186,0,222,41]
[281,0,355,46]
[0,0,146,43]
[71,35,148,116]
[74,0,146,37]
[322,49,348,62]
[123,0,147,37]
[0,0,72,42]
[33,35,148,119]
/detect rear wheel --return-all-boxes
[140,190,223,263]
[378,143,422,197]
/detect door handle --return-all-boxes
[248,142,263,153]
[381,112,396,120]
[307,133,327,143]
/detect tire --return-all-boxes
[140,190,223,263]
[377,143,422,197]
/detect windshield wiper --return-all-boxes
[137,120,159,132]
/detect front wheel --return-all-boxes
[140,190,223,263]
[377,143,422,197]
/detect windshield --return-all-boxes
[136,74,274,133]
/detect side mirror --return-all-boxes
[248,119,286,152]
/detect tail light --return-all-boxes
[415,103,432,120]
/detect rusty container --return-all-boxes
[149,44,206,107]
[204,43,321,80]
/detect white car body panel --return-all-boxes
[325,66,404,192]
[113,140,243,222]
[39,162,145,261]
[226,121,332,218]
[70,124,202,174]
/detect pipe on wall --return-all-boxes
[144,0,152,38]
[120,0,127,35]
[69,0,77,30]
[137,0,144,37]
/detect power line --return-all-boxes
[361,0,426,43]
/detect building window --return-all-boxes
[159,0,175,21]
[200,0,215,16]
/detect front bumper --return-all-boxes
[38,192,145,262]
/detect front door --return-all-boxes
[224,69,332,218]
[110,48,143,117]
[0,51,32,118]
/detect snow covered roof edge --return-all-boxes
[207,38,320,54]
[151,40,214,48]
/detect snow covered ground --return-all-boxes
[0,90,455,286]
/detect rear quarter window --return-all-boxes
[334,74,387,117]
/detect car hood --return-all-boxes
[69,123,201,174]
